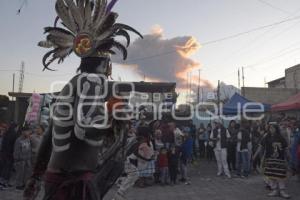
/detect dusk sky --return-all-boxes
[1,0,300,100]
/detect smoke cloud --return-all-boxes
[112,25,213,90]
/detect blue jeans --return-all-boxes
[236,151,249,176]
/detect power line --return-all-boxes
[204,40,300,83]
[0,69,19,72]
[207,6,300,71]
[201,15,300,46]
[123,15,300,63]
[257,0,291,15]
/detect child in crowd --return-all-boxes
[179,132,193,184]
[158,147,169,185]
[168,145,179,185]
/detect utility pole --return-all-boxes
[186,73,189,103]
[264,77,267,87]
[217,80,220,117]
[18,61,25,93]
[197,69,201,103]
[242,67,245,88]
[242,67,246,96]
[12,73,15,100]
[238,68,241,89]
[189,72,192,102]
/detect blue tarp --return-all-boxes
[222,93,271,115]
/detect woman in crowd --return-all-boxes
[137,135,155,188]
[30,125,44,166]
[254,123,291,199]
[236,121,251,178]
[290,122,300,180]
[198,123,206,159]
[252,124,264,173]
[206,123,214,161]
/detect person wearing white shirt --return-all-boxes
[210,120,231,178]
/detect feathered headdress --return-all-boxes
[38,0,143,71]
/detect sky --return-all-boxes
[1,0,300,100]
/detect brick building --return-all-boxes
[242,64,300,104]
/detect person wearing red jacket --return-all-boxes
[158,147,169,185]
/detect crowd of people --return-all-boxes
[0,122,44,191]
[124,118,195,189]
[0,115,300,199]
[116,116,300,199]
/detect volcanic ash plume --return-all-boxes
[112,25,212,90]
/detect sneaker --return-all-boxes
[267,190,279,197]
[179,178,186,182]
[113,192,126,200]
[1,185,9,190]
[16,186,25,190]
[265,185,272,190]
[184,181,191,185]
[279,190,291,199]
[217,173,222,177]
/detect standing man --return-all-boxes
[210,119,231,178]
[14,125,32,190]
[227,120,238,171]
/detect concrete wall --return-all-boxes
[285,64,300,89]
[242,87,298,104]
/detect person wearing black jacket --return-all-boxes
[227,120,238,171]
[168,145,179,185]
[236,122,251,177]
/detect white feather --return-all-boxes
[94,0,107,32]
[55,0,77,33]
[38,41,56,48]
[65,0,84,30]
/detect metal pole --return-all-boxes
[198,69,201,103]
[238,68,240,89]
[190,72,192,102]
[186,73,189,103]
[217,80,220,117]
[242,67,245,88]
[12,73,15,101]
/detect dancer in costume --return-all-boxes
[254,123,291,199]
[23,0,143,200]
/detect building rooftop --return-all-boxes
[8,81,177,98]
[267,77,285,84]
